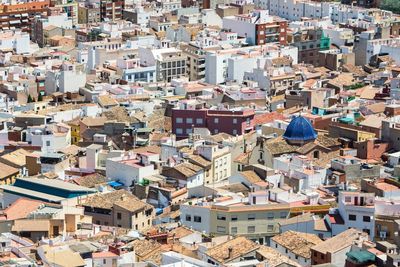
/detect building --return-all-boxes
[288,27,330,66]
[0,177,96,207]
[24,123,71,153]
[99,0,123,21]
[181,43,206,81]
[172,100,255,139]
[45,63,86,94]
[115,57,156,83]
[180,195,290,244]
[311,229,369,266]
[222,10,287,45]
[82,190,154,230]
[335,191,376,239]
[0,0,50,32]
[139,47,186,82]
[195,144,231,184]
[270,231,322,266]
[78,4,101,24]
[11,203,91,241]
[0,30,31,54]
[105,152,159,187]
[203,236,260,266]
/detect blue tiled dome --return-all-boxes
[283,115,317,143]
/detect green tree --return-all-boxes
[27,94,33,103]
[38,93,43,102]
[380,0,400,14]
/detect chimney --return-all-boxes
[228,247,233,259]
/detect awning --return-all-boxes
[136,128,154,133]
[108,181,123,187]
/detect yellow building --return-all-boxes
[68,119,81,145]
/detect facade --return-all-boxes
[181,199,290,244]
[222,10,287,46]
[78,4,101,24]
[288,28,330,66]
[181,43,206,81]
[172,101,255,139]
[82,190,154,230]
[139,47,186,82]
[0,0,50,32]
[116,57,156,83]
[100,0,123,21]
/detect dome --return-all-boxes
[283,115,317,145]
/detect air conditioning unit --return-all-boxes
[379,231,387,240]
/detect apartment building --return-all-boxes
[336,191,376,239]
[222,10,287,46]
[196,144,231,183]
[288,27,330,66]
[180,195,290,244]
[0,30,31,54]
[115,57,156,83]
[100,0,123,21]
[82,190,154,230]
[78,4,101,24]
[0,0,50,32]
[181,43,206,81]
[139,47,186,82]
[172,100,255,139]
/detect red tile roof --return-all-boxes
[92,251,119,258]
[0,198,43,221]
[253,112,285,125]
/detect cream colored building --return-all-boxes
[181,193,290,244]
[196,144,232,184]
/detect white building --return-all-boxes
[0,30,31,54]
[323,27,354,47]
[45,63,86,94]
[335,191,375,239]
[106,152,159,187]
[25,123,71,153]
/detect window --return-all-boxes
[103,259,107,264]
[186,118,193,124]
[186,215,191,221]
[186,128,192,134]
[176,117,183,123]
[194,216,201,223]
[233,118,237,124]
[363,216,371,222]
[231,227,237,234]
[345,196,351,203]
[248,214,255,220]
[349,214,357,221]
[117,212,122,220]
[196,118,203,124]
[267,225,274,232]
[233,129,237,135]
[46,141,50,146]
[214,118,219,123]
[248,226,255,233]
[217,214,226,221]
[267,213,274,220]
[231,215,238,221]
[176,128,183,134]
[217,226,226,233]
[280,212,287,219]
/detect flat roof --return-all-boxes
[0,184,64,202]
[16,178,97,193]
